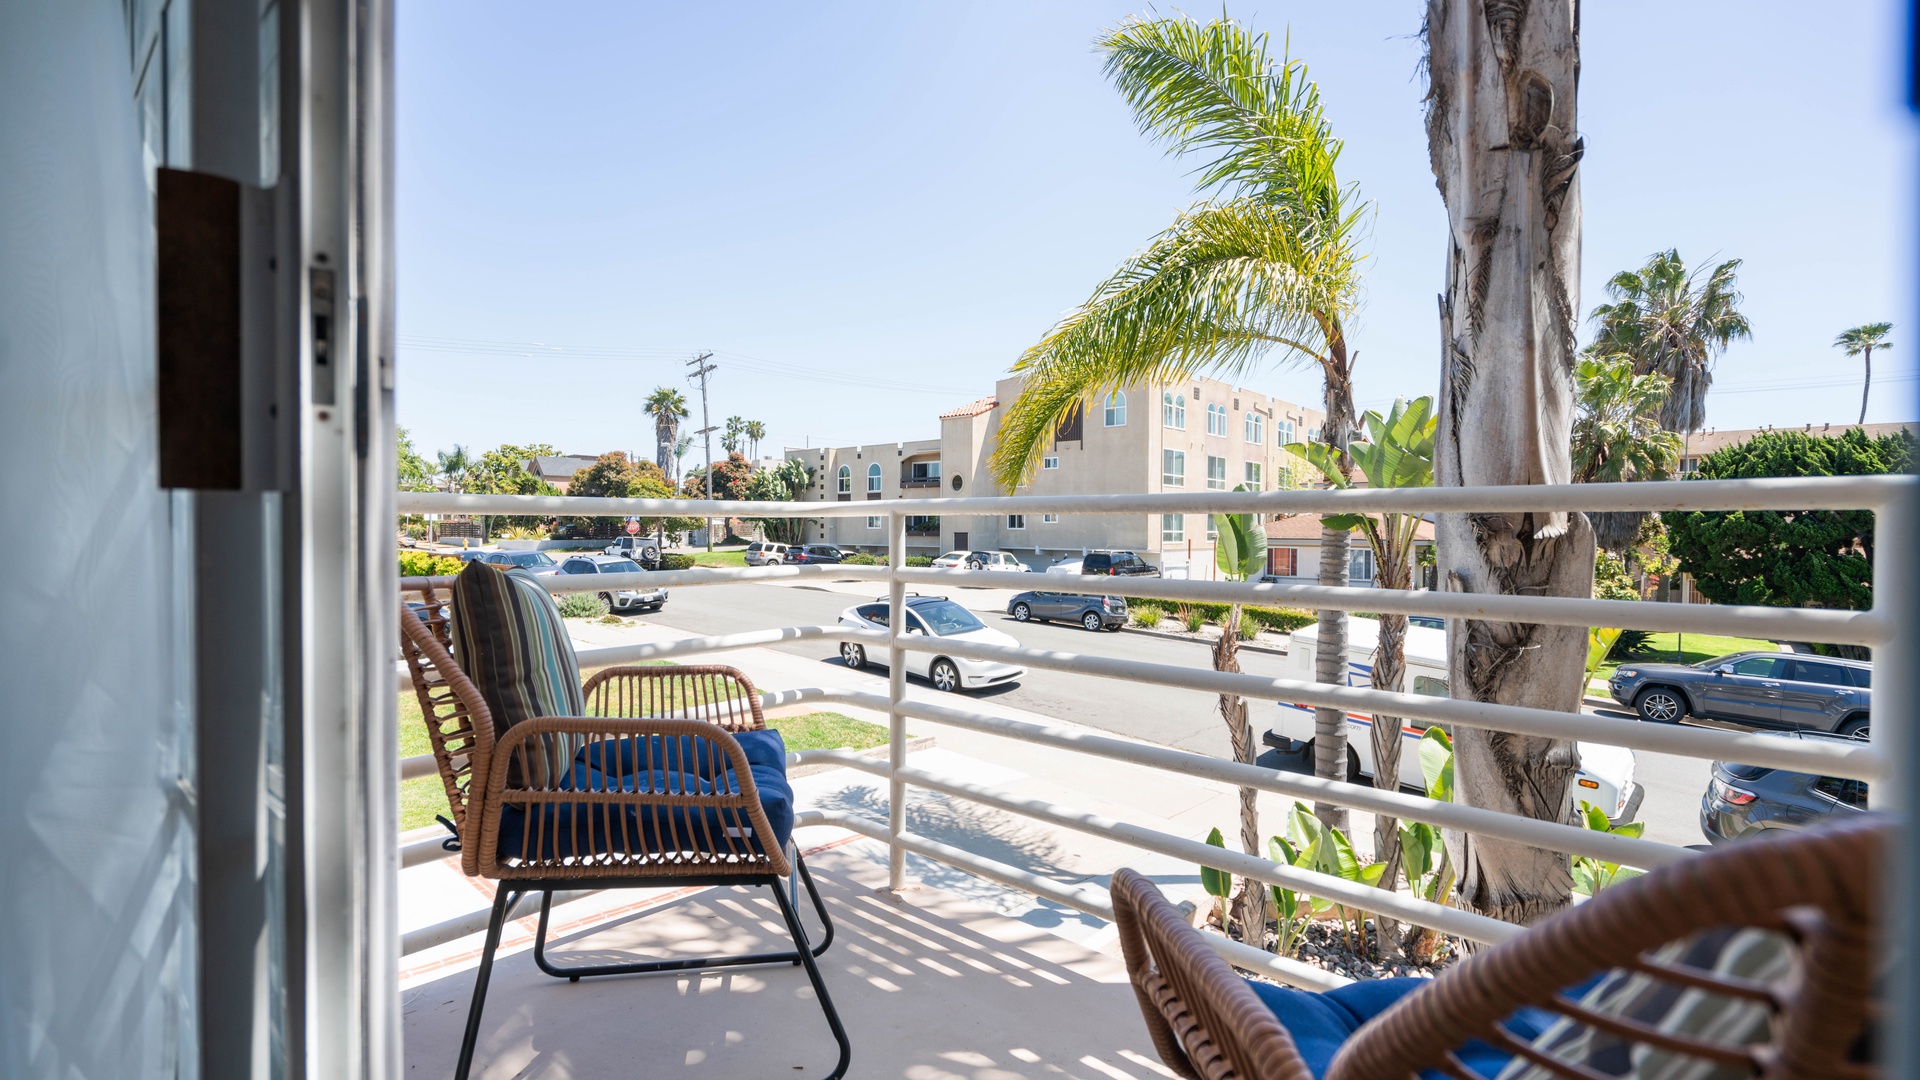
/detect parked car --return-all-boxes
[1008,590,1127,631]
[1045,550,1160,578]
[557,555,668,613]
[1268,617,1642,823]
[1699,730,1868,844]
[1607,652,1871,739]
[479,550,562,576]
[601,535,663,569]
[550,523,592,541]
[930,551,970,569]
[836,595,1026,692]
[743,541,790,566]
[791,544,846,564]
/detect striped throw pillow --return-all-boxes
[451,561,586,785]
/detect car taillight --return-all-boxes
[1713,779,1757,806]
[1107,568,1116,575]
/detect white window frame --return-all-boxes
[1043,455,1059,470]
[1245,412,1264,444]
[867,516,882,529]
[836,465,851,494]
[1206,454,1227,491]
[1042,513,1058,524]
[1163,391,1186,430]
[1244,461,1262,491]
[1104,391,1127,427]
[1277,419,1295,446]
[1206,403,1228,437]
[1161,448,1185,488]
[867,462,882,493]
[1007,514,1026,530]
[1161,513,1184,542]
[1349,548,1377,581]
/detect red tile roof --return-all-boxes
[939,396,999,420]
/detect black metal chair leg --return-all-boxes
[454,887,515,1080]
[793,850,835,959]
[772,877,852,1079]
[530,874,815,982]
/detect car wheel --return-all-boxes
[1635,687,1685,724]
[598,592,614,610]
[1012,603,1031,622]
[840,642,867,670]
[1838,715,1870,740]
[930,659,961,693]
[1082,611,1103,632]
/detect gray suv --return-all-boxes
[1699,730,1868,844]
[1608,652,1870,739]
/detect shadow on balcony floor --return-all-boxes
[401,841,1175,1079]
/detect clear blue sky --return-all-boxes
[396,1,1916,464]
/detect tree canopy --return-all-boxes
[397,427,434,491]
[680,452,754,501]
[1667,428,1915,609]
[745,459,813,544]
[1587,250,1750,434]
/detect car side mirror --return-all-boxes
[1712,665,1733,676]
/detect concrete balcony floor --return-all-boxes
[402,836,1182,1079]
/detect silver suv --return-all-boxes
[1608,652,1871,739]
[743,541,789,566]
[557,555,668,614]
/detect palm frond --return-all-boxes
[989,200,1357,488]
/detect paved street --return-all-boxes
[639,580,1713,848]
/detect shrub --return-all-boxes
[840,552,884,565]
[905,556,934,568]
[556,593,607,618]
[660,554,695,571]
[1130,602,1165,629]
[1608,628,1651,659]
[1181,605,1205,633]
[1245,606,1315,634]
[399,551,463,577]
[1238,612,1261,640]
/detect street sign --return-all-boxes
[625,518,640,535]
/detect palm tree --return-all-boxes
[672,434,694,480]
[722,415,746,454]
[434,445,471,493]
[1834,323,1893,425]
[643,388,689,480]
[1588,250,1752,435]
[1571,356,1683,486]
[1291,395,1435,948]
[744,419,767,460]
[1209,493,1268,943]
[987,13,1368,843]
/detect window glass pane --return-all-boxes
[1731,656,1782,677]
[1161,513,1183,541]
[1008,515,1025,529]
[1162,449,1185,487]
[914,601,985,635]
[1105,392,1127,426]
[1414,675,1450,697]
[1847,666,1872,688]
[1043,456,1059,470]
[1788,660,1850,686]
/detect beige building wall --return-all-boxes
[785,374,1324,571]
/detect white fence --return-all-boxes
[394,477,1915,990]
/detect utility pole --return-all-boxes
[686,351,718,551]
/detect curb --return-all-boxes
[788,734,937,779]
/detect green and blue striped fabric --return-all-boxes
[450,561,585,783]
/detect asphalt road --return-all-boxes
[641,581,1712,847]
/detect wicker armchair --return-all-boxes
[1110,815,1885,1080]
[399,589,849,1080]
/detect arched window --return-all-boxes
[867,462,882,493]
[837,465,851,494]
[1244,412,1264,444]
[1162,391,1186,429]
[1103,391,1127,427]
[1206,403,1228,436]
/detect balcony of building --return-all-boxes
[393,478,1910,1078]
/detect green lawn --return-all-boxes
[1589,632,1778,686]
[398,679,888,831]
[689,549,747,568]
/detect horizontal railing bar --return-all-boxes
[888,568,1887,645]
[398,474,1912,519]
[400,834,451,869]
[865,633,1889,782]
[811,693,1694,870]
[400,888,600,957]
[796,808,1349,991]
[398,562,1884,646]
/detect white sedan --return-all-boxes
[931,550,1031,572]
[836,595,1027,692]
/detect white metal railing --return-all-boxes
[394,478,1915,988]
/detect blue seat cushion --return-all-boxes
[1246,975,1579,1080]
[494,735,794,864]
[576,729,788,781]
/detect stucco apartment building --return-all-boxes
[788,374,1329,577]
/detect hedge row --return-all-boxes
[1125,600,1315,635]
[398,551,463,577]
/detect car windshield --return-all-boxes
[1691,653,1751,670]
[600,560,642,574]
[507,552,554,566]
[912,601,985,635]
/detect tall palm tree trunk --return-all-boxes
[1369,550,1411,956]
[1426,0,1593,927]
[1214,605,1265,944]
[1313,348,1356,831]
[1860,344,1872,425]
[656,419,677,480]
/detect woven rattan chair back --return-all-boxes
[400,590,494,877]
[1110,868,1313,1080]
[1112,815,1887,1080]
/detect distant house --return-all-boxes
[1259,511,1435,586]
[523,454,602,492]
